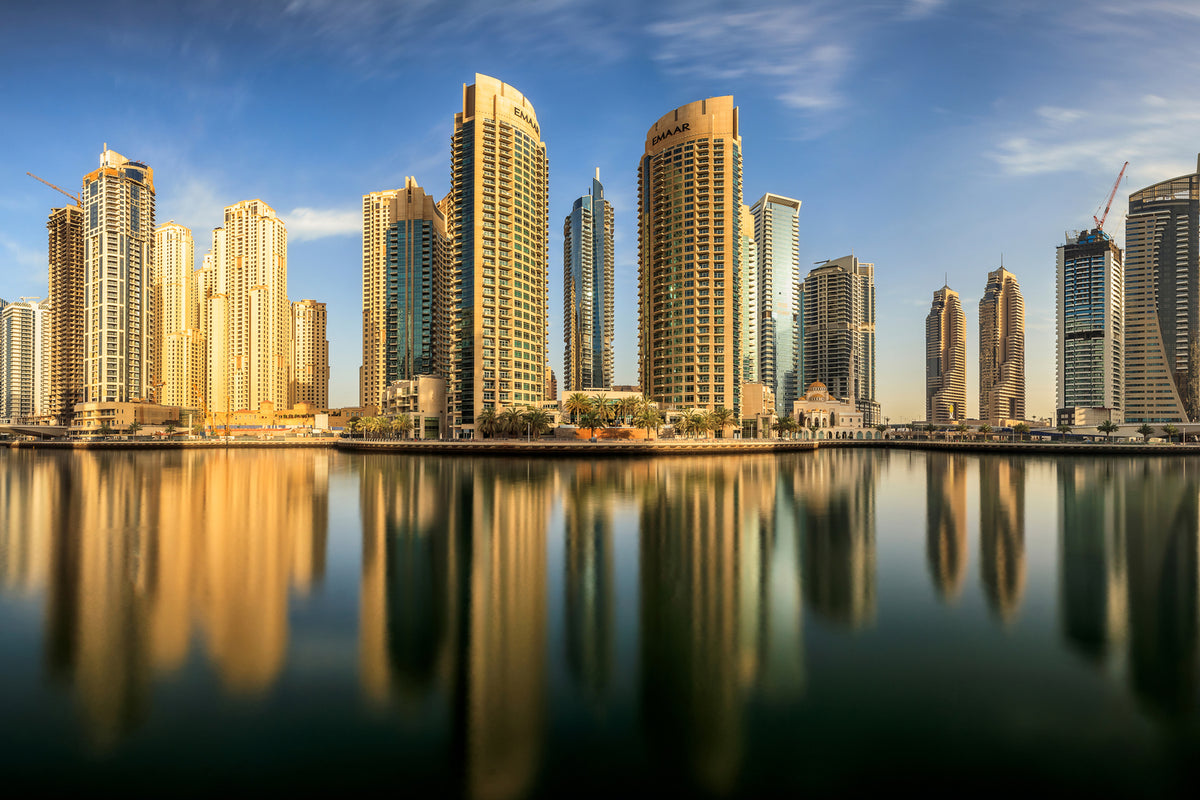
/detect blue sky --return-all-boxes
[2,0,1198,421]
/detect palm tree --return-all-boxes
[523,406,553,439]
[591,393,615,426]
[874,423,888,439]
[1137,423,1154,443]
[683,409,709,438]
[391,414,414,439]
[1097,419,1118,441]
[708,406,736,438]
[978,423,992,442]
[347,417,363,438]
[1014,422,1030,442]
[1056,423,1073,439]
[955,422,968,441]
[615,396,638,426]
[579,407,605,440]
[1162,424,1180,443]
[98,420,112,438]
[368,416,388,440]
[165,422,177,438]
[564,392,591,425]
[498,407,524,438]
[476,407,498,439]
[633,401,662,439]
[128,420,143,437]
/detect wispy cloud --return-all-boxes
[283,207,360,242]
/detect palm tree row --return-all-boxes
[673,406,738,439]
[347,414,415,439]
[475,405,554,439]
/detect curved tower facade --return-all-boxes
[1124,156,1200,423]
[926,285,966,423]
[979,267,1025,425]
[449,74,549,434]
[638,96,743,413]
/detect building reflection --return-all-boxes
[926,454,968,602]
[978,457,1026,624]
[562,461,616,709]
[356,455,553,800]
[799,450,877,629]
[1059,459,1199,716]
[0,449,329,749]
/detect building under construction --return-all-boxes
[47,205,84,425]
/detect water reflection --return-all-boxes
[0,449,328,748]
[1060,460,1200,717]
[927,454,968,602]
[979,457,1026,624]
[563,462,616,708]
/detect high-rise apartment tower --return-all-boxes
[751,193,801,413]
[0,299,51,421]
[81,146,155,403]
[638,96,744,413]
[1124,156,1200,423]
[738,204,758,384]
[46,205,84,424]
[291,299,329,409]
[1056,229,1123,420]
[803,255,879,424]
[563,170,614,392]
[978,267,1025,426]
[155,221,205,410]
[926,285,966,423]
[361,177,451,406]
[448,75,549,433]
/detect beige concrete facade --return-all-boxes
[222,200,289,414]
[381,375,448,439]
[739,204,758,385]
[155,222,205,409]
[740,381,774,438]
[926,285,967,423]
[449,74,549,434]
[82,146,155,404]
[47,205,84,425]
[70,400,180,433]
[978,267,1025,426]
[638,96,743,414]
[290,299,328,410]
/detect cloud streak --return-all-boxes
[283,207,360,242]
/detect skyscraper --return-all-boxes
[0,299,51,421]
[563,170,614,392]
[638,96,743,413]
[1056,229,1123,421]
[199,228,228,413]
[221,200,289,412]
[81,146,155,403]
[154,222,204,410]
[46,204,84,425]
[802,255,879,424]
[361,178,451,407]
[1123,156,1200,423]
[738,204,758,384]
[926,285,966,423]
[751,193,801,413]
[978,267,1025,426]
[448,74,549,434]
[290,299,328,409]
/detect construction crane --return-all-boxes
[1093,161,1128,232]
[26,171,81,207]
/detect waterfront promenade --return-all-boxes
[11,435,1200,457]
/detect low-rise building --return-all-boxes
[71,401,181,435]
[741,381,776,438]
[381,375,448,439]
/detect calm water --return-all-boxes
[1,447,1198,795]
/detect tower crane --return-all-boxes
[26,172,81,206]
[1093,161,1128,232]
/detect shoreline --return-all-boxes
[7,436,1200,456]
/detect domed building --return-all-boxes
[793,381,866,438]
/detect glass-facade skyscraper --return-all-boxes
[1056,228,1123,420]
[751,193,801,414]
[979,267,1025,426]
[563,170,614,392]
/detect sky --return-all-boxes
[2,0,1199,422]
